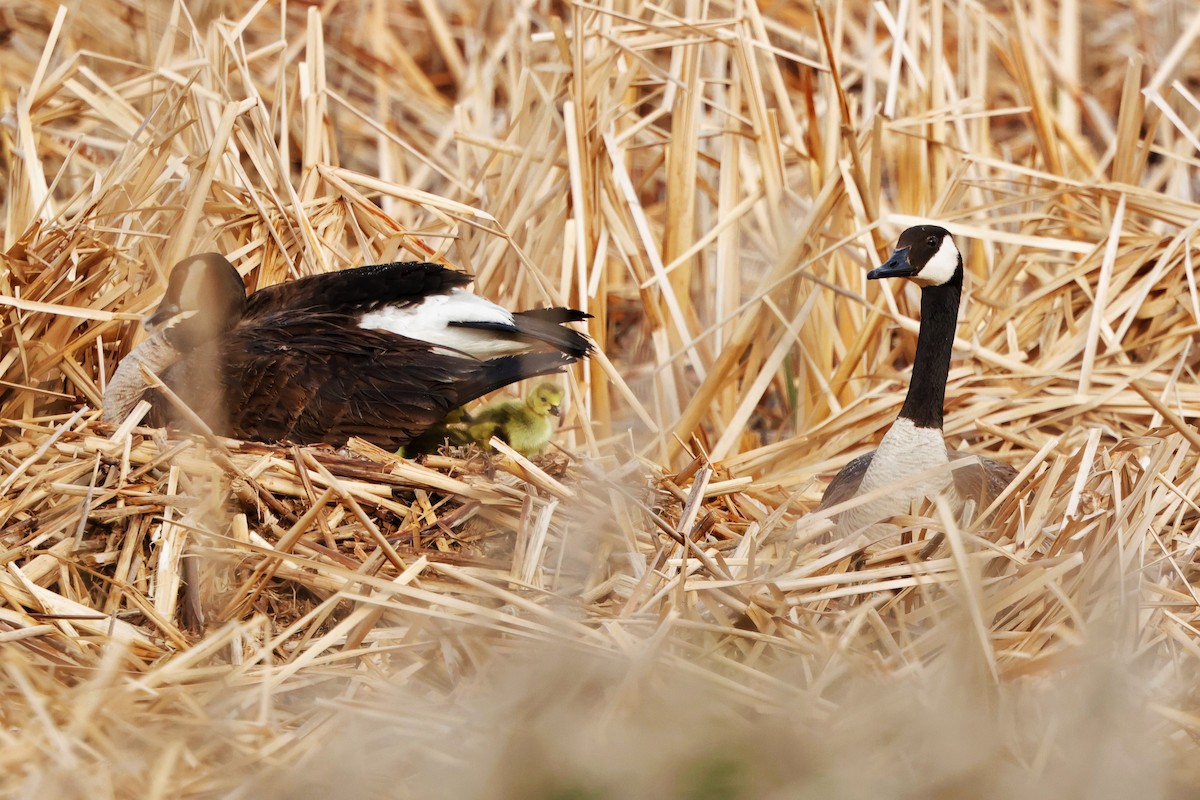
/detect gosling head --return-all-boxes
[868,225,961,288]
[146,253,247,350]
[527,382,565,417]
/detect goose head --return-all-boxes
[146,253,247,350]
[868,225,961,287]
[527,382,565,417]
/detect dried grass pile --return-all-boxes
[2,0,1200,797]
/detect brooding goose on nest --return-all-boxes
[101,254,592,450]
[819,225,1017,540]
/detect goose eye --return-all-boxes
[926,236,938,249]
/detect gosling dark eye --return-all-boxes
[926,236,939,249]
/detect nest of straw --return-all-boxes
[3,0,1200,796]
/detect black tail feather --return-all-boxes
[450,307,593,358]
[515,307,592,324]
[515,308,593,356]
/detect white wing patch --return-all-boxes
[358,289,526,358]
[916,235,960,286]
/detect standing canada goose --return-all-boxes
[101,254,592,449]
[819,225,1016,539]
[468,381,565,456]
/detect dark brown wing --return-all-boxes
[818,451,876,510]
[246,263,592,357]
[244,262,472,319]
[949,450,1018,509]
[163,310,572,449]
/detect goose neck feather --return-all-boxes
[101,333,181,425]
[898,263,962,429]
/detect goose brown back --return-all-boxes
[102,255,592,450]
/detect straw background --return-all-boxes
[2,0,1200,796]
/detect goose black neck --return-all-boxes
[898,265,962,430]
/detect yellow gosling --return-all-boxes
[468,382,565,456]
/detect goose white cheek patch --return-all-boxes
[916,237,959,285]
[154,309,198,334]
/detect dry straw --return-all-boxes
[2,0,1200,795]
